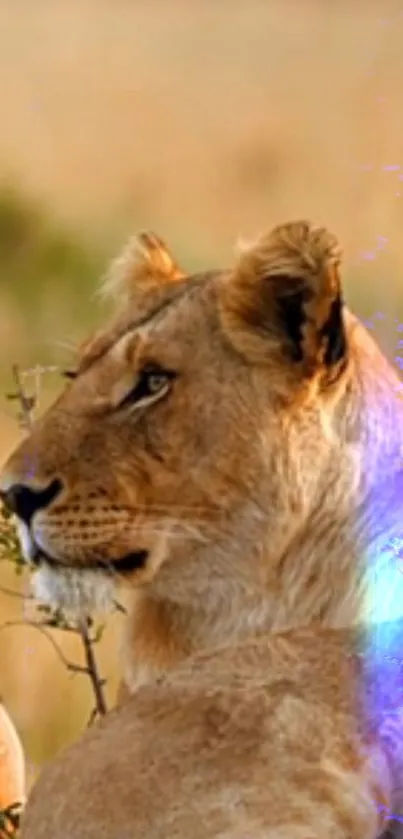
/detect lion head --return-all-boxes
[1,221,403,691]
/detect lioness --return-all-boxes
[2,221,403,837]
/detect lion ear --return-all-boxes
[99,231,185,302]
[220,220,347,377]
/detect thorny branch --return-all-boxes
[0,363,110,727]
[6,365,37,431]
[77,618,108,715]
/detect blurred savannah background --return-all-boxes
[1,0,403,790]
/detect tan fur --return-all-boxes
[1,220,403,837]
[237,220,342,275]
[0,703,25,831]
[100,230,185,304]
[16,630,394,839]
[224,221,343,372]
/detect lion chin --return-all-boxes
[31,564,117,619]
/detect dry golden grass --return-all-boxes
[1,0,403,258]
[1,0,403,782]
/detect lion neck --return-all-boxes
[119,504,274,694]
[118,466,403,698]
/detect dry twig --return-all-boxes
[1,364,109,721]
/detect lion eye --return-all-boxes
[145,371,169,394]
[119,365,175,410]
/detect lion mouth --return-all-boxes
[31,544,148,575]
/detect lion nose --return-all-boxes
[0,478,63,525]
